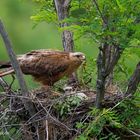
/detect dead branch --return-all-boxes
[0,19,36,116]
[0,77,10,91]
[0,20,28,97]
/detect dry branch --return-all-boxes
[0,19,36,117]
[0,77,10,91]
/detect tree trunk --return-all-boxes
[95,49,106,108]
[54,0,78,85]
[104,45,114,87]
[125,61,140,96]
[95,41,123,108]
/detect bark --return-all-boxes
[54,0,74,51]
[104,45,122,89]
[95,49,106,108]
[104,45,113,87]
[125,61,140,96]
[95,41,123,108]
[54,0,78,84]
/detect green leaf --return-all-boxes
[76,122,84,129]
[115,0,125,12]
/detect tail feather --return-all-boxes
[0,61,11,69]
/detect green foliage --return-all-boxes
[78,57,97,88]
[75,97,140,139]
[55,95,82,117]
[0,104,22,140]
[59,0,140,51]
[76,108,121,139]
[114,47,140,88]
[99,133,120,140]
[31,0,56,25]
[31,10,56,23]
[118,97,140,129]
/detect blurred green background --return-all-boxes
[0,0,139,90]
[0,0,63,58]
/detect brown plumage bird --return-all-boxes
[0,50,85,86]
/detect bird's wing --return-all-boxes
[18,50,71,76]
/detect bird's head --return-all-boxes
[70,52,86,63]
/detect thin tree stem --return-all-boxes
[0,19,36,117]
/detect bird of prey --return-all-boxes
[0,50,86,87]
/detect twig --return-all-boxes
[9,75,15,89]
[36,98,79,133]
[45,120,48,140]
[92,0,107,25]
[0,77,10,91]
[0,93,33,100]
[128,130,140,138]
[2,121,14,140]
[0,20,28,96]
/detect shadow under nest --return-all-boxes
[0,86,125,140]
